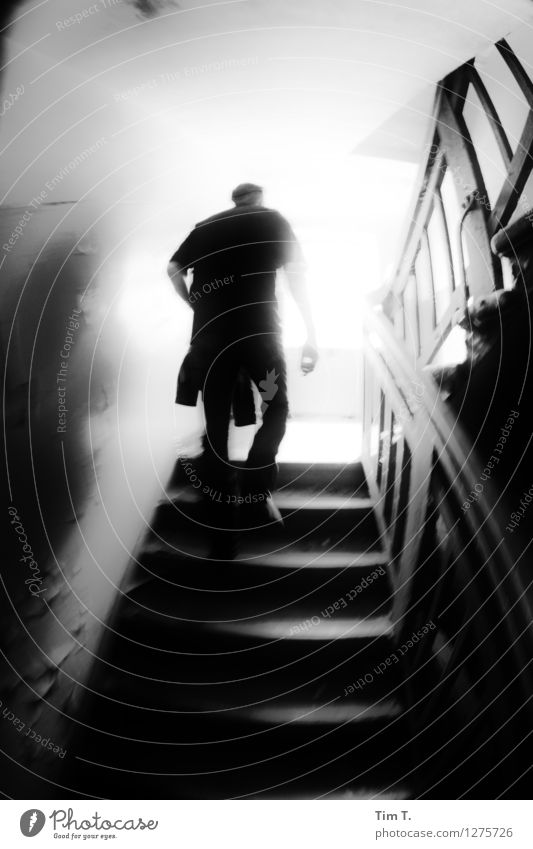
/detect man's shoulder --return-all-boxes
[194,207,235,226]
[194,206,286,227]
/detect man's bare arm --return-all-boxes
[167,261,192,308]
[284,261,318,374]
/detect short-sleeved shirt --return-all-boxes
[170,205,303,342]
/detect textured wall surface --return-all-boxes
[1,200,178,796]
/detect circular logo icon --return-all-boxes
[20,810,46,837]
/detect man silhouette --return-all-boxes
[167,183,318,558]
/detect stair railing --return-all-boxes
[361,303,533,776]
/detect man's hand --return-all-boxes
[301,340,318,375]
[284,262,318,375]
[167,261,193,308]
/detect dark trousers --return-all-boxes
[201,336,289,532]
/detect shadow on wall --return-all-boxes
[1,196,179,795]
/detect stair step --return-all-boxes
[119,565,392,624]
[238,698,402,726]
[125,546,390,597]
[277,461,367,494]
[265,786,411,800]
[72,750,411,800]
[116,593,393,645]
[153,490,375,518]
[276,493,372,510]
[86,642,402,719]
[144,525,385,559]
[149,492,382,551]
[249,550,388,569]
[77,702,404,757]
[89,658,401,714]
[72,694,406,773]
[170,459,368,496]
[211,614,393,641]
[96,610,396,686]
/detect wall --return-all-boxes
[0,199,183,795]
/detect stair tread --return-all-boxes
[212,614,393,640]
[119,567,391,619]
[118,584,392,630]
[248,550,388,568]
[75,697,406,758]
[240,698,402,725]
[67,767,411,800]
[276,493,374,510]
[276,460,364,470]
[127,548,389,592]
[162,490,373,512]
[172,459,368,497]
[139,542,387,566]
[141,534,385,561]
[93,672,401,711]
[123,551,389,601]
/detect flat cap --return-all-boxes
[231,182,263,200]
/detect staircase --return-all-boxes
[70,456,415,799]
